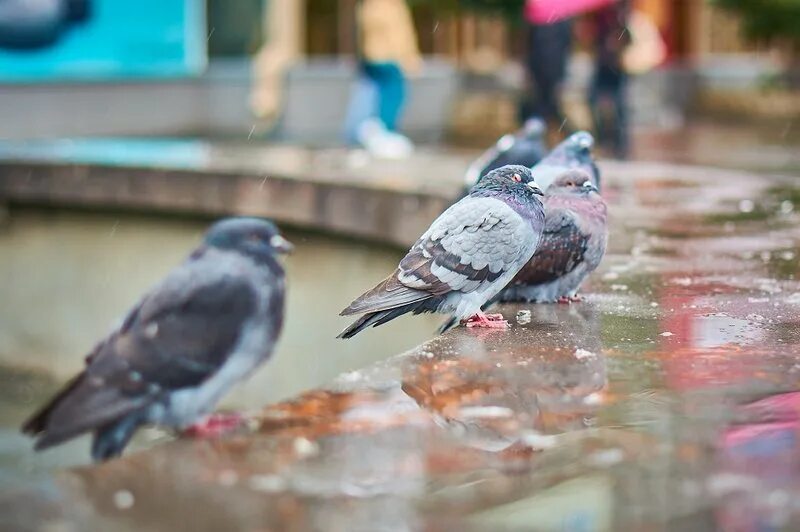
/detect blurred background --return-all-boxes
[0,0,796,159]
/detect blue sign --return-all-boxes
[0,0,206,81]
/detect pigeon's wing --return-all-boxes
[342,197,533,316]
[513,208,589,285]
[23,268,262,447]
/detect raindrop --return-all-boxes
[293,437,319,458]
[586,448,624,467]
[739,199,755,213]
[218,469,238,487]
[574,348,596,360]
[248,474,286,493]
[113,490,135,510]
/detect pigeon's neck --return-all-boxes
[472,185,543,222]
[547,194,607,223]
[191,245,285,277]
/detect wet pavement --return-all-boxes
[2,156,800,531]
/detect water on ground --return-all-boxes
[3,157,800,530]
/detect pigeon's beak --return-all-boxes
[582,181,599,193]
[270,234,294,254]
[527,182,544,196]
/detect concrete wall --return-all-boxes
[0,58,459,143]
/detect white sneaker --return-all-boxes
[356,118,413,160]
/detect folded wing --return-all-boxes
[513,208,589,285]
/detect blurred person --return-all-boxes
[349,0,421,159]
[521,5,574,143]
[588,0,632,159]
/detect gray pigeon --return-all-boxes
[496,170,608,304]
[463,118,547,188]
[339,165,545,338]
[22,217,292,461]
[530,131,601,192]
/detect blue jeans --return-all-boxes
[362,61,406,132]
[343,74,379,145]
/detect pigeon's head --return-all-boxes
[479,165,544,197]
[549,170,599,196]
[545,131,595,167]
[564,131,595,161]
[522,117,546,138]
[205,217,293,259]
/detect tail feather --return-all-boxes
[338,307,408,339]
[22,373,85,436]
[340,272,430,316]
[338,298,449,339]
[23,372,152,456]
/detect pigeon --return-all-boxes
[495,170,608,304]
[22,217,292,461]
[463,118,547,189]
[339,165,545,338]
[529,131,601,192]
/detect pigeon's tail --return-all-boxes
[22,371,153,461]
[338,306,414,339]
[338,298,443,339]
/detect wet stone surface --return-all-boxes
[6,161,800,531]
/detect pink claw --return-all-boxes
[183,412,245,438]
[463,311,510,329]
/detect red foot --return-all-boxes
[557,296,582,304]
[183,412,245,438]
[463,311,510,329]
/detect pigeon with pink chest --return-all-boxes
[495,169,608,304]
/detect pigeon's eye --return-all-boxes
[512,173,522,182]
[248,233,263,243]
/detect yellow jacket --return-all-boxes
[359,0,421,75]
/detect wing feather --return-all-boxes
[512,208,589,285]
